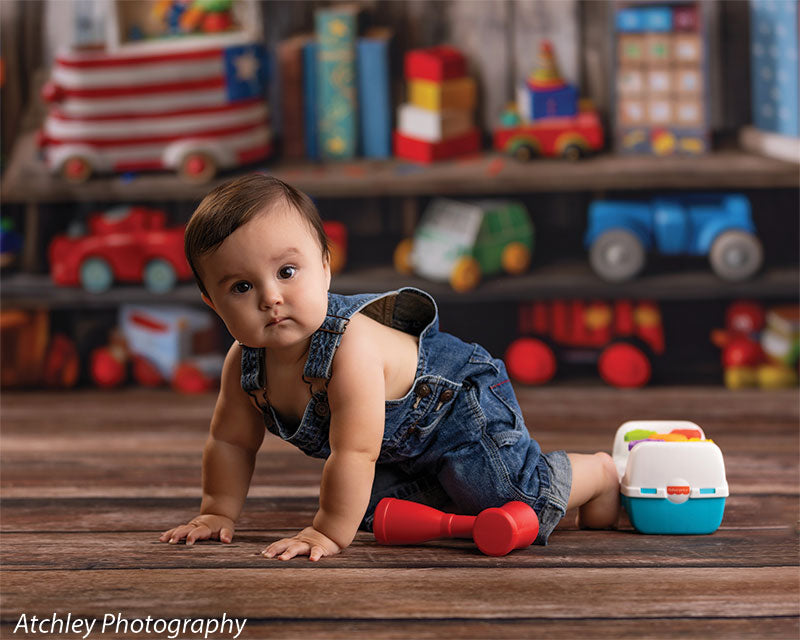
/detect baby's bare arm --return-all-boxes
[264,316,384,560]
[161,343,264,545]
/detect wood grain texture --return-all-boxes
[3,132,799,204]
[2,567,798,619]
[0,387,797,638]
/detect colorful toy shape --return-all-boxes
[49,206,192,294]
[374,497,539,557]
[394,198,534,292]
[612,421,728,534]
[585,194,762,283]
[494,40,603,161]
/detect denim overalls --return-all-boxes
[241,287,571,544]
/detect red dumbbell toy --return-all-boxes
[373,497,539,556]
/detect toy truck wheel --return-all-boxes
[561,143,585,161]
[511,142,538,162]
[179,152,217,183]
[450,257,481,292]
[143,258,177,294]
[589,230,646,282]
[501,242,531,275]
[709,231,763,281]
[61,155,93,183]
[598,341,652,388]
[505,337,557,385]
[79,257,114,293]
[393,238,414,274]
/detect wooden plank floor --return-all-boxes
[1,387,798,639]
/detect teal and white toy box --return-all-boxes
[612,420,728,534]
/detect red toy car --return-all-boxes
[49,206,192,294]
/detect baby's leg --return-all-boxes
[566,452,620,529]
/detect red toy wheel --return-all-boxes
[505,337,557,385]
[61,155,92,183]
[179,152,217,183]
[598,342,651,388]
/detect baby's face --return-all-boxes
[198,203,330,351]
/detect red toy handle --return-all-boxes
[373,497,539,556]
[373,498,474,544]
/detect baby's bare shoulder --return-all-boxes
[336,312,384,360]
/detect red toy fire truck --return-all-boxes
[505,299,665,388]
[493,41,604,161]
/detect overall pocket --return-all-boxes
[385,377,461,459]
[484,378,526,448]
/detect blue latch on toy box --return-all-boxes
[612,420,728,534]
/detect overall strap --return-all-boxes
[240,345,265,393]
[303,291,400,382]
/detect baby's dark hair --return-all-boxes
[185,174,329,297]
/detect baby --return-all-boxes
[160,174,619,560]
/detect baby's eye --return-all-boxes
[231,281,252,294]
[278,265,297,280]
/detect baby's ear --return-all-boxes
[323,252,332,287]
[201,293,216,311]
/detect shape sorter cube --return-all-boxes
[612,421,728,535]
[404,45,467,82]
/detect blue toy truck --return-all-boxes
[585,194,762,282]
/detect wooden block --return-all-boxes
[408,77,477,112]
[647,68,673,95]
[617,68,645,96]
[618,98,646,126]
[674,33,703,64]
[394,129,481,163]
[645,33,673,65]
[675,96,704,127]
[673,4,700,32]
[404,46,467,82]
[674,67,702,94]
[647,97,673,126]
[617,34,646,65]
[397,103,473,142]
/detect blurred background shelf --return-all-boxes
[2,130,798,204]
[4,265,797,309]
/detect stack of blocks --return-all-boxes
[517,41,578,122]
[614,2,709,155]
[394,46,481,163]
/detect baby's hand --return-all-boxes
[263,526,342,561]
[159,514,235,546]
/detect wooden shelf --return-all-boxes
[2,130,799,204]
[4,264,797,309]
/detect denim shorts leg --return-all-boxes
[534,449,572,545]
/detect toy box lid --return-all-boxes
[613,420,728,500]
